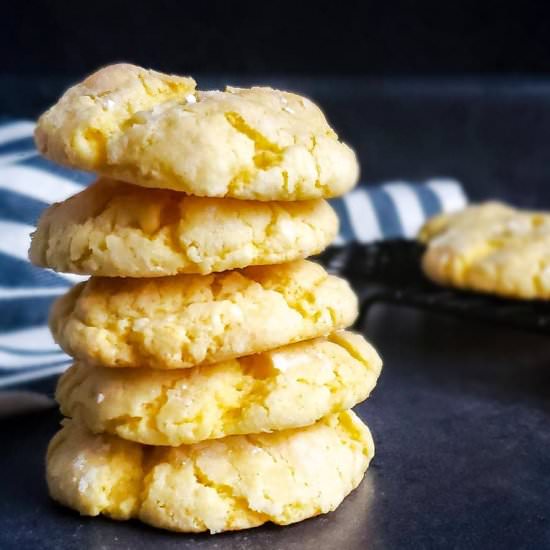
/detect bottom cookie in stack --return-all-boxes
[47,411,374,534]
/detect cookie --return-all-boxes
[29,178,338,277]
[57,331,382,446]
[49,260,358,369]
[46,411,374,533]
[35,64,359,201]
[419,201,550,299]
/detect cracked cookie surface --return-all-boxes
[49,260,358,369]
[46,411,374,533]
[29,178,338,277]
[419,201,550,299]
[56,331,382,446]
[35,63,359,200]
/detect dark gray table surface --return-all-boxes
[2,304,550,550]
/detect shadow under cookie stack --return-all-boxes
[29,64,383,534]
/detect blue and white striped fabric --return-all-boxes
[0,119,467,393]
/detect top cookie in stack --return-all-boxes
[35,63,358,200]
[30,64,382,534]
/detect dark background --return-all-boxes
[4,1,550,76]
[2,0,550,204]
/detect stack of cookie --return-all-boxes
[29,64,383,534]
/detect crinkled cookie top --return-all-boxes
[35,63,359,200]
[56,331,382,446]
[49,259,359,369]
[29,178,338,277]
[46,411,374,533]
[419,201,550,299]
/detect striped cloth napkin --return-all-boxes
[0,119,467,400]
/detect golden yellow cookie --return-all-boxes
[419,201,550,299]
[56,331,382,446]
[35,63,359,200]
[50,260,358,369]
[46,412,374,533]
[29,178,338,277]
